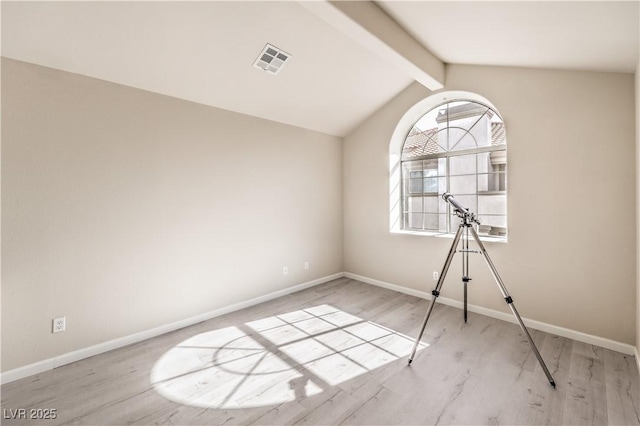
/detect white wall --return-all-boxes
[1,58,343,372]
[344,64,636,345]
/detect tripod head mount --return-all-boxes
[442,192,481,225]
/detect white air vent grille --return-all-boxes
[253,43,291,75]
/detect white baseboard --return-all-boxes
[1,273,343,385]
[344,272,637,357]
[3,271,636,385]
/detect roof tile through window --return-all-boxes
[402,122,505,159]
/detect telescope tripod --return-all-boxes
[407,210,556,388]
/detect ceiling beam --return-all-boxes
[300,0,445,91]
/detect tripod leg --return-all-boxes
[468,226,556,388]
[463,225,469,323]
[463,280,468,323]
[408,224,464,365]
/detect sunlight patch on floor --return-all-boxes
[150,304,426,408]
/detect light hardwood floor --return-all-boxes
[2,277,639,425]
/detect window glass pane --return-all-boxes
[423,130,447,156]
[449,175,476,195]
[403,161,421,193]
[423,177,438,193]
[478,172,507,192]
[443,101,488,128]
[441,101,485,129]
[477,215,507,229]
[423,196,440,214]
[449,132,478,151]
[449,154,476,176]
[478,172,488,192]
[438,197,448,213]
[405,213,423,230]
[449,194,476,214]
[478,194,506,215]
[402,160,422,174]
[422,159,440,187]
[402,128,446,159]
[491,116,506,148]
[423,214,441,230]
[477,216,507,237]
[409,177,423,194]
[443,126,465,151]
[422,159,439,174]
[489,150,507,166]
[438,177,447,195]
[437,157,447,175]
[403,159,446,194]
[407,196,423,213]
[497,171,506,192]
[437,213,448,232]
[413,105,441,132]
[477,151,490,174]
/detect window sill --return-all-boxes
[478,191,506,196]
[391,228,507,243]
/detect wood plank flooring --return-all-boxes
[2,277,639,425]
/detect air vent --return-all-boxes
[253,43,291,75]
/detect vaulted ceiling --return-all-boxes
[379,1,639,74]
[2,1,638,137]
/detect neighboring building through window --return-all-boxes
[400,100,507,239]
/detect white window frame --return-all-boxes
[389,91,507,242]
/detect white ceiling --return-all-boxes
[1,1,413,137]
[2,1,639,137]
[378,1,639,74]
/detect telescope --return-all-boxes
[408,192,556,388]
[442,192,467,214]
[442,192,479,224]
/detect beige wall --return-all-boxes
[636,59,640,357]
[1,58,343,372]
[344,64,636,345]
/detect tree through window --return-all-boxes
[400,100,507,239]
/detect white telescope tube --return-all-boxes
[442,192,468,213]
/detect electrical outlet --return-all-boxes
[304,260,310,270]
[283,266,288,276]
[53,317,66,333]
[433,271,439,281]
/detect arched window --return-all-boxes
[399,99,507,239]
